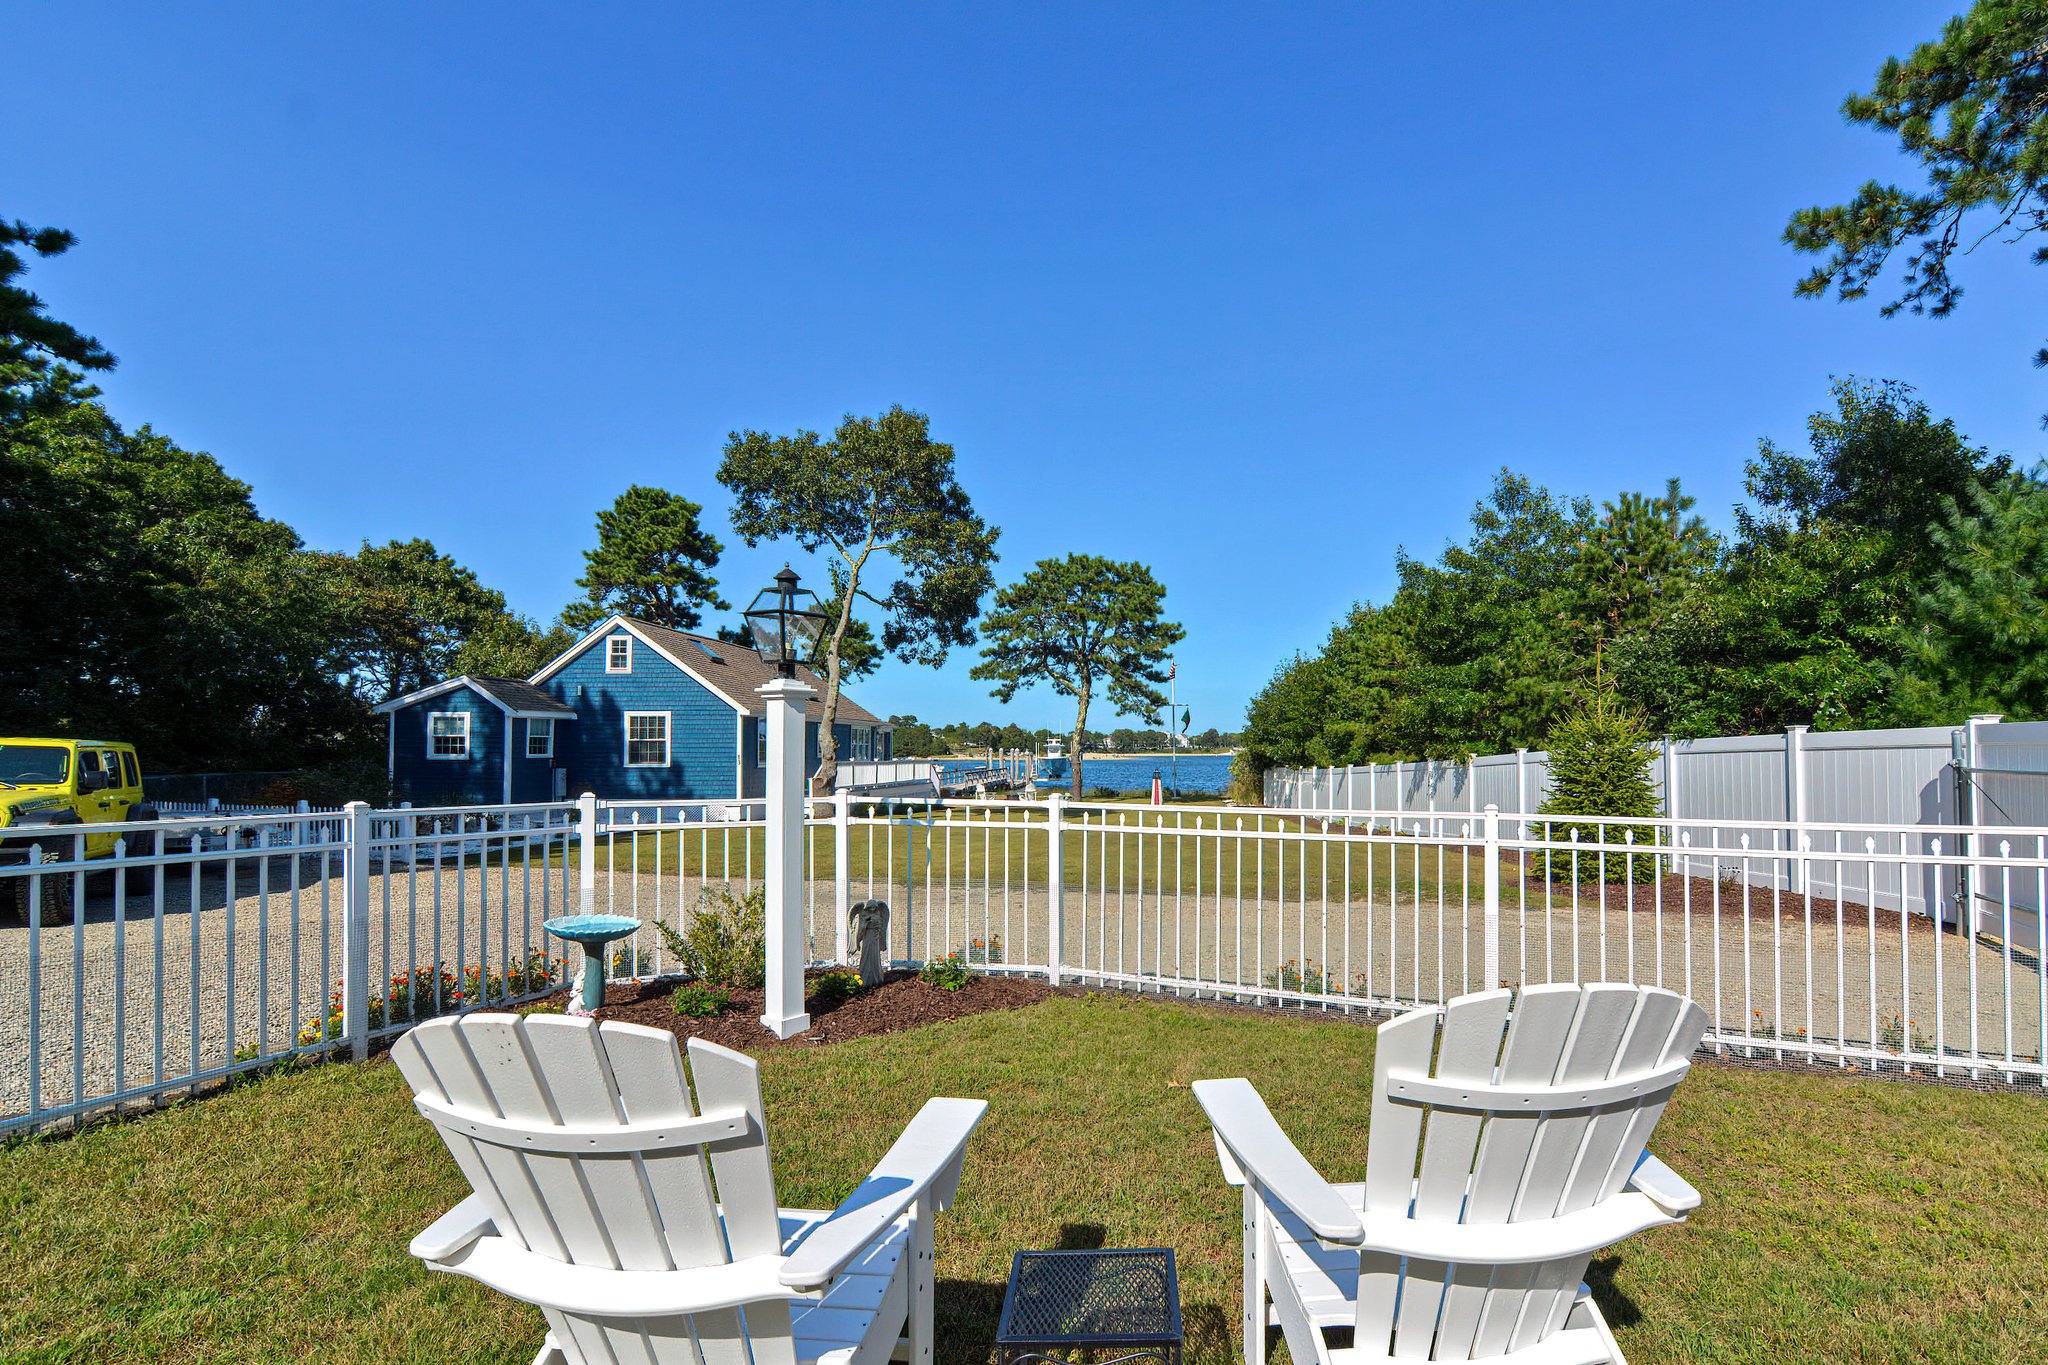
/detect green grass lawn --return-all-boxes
[4,993,2045,1364]
[583,808,1491,904]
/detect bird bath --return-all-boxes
[543,914,642,1014]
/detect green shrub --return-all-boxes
[1536,690,1662,884]
[919,954,972,991]
[1267,958,1331,995]
[654,883,767,989]
[808,966,862,1008]
[519,999,564,1017]
[670,983,734,1018]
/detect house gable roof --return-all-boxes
[528,615,884,726]
[371,675,575,718]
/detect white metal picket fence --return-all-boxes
[571,795,2047,1086]
[7,790,2045,1135]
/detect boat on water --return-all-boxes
[1030,737,1071,790]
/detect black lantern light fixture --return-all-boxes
[743,565,828,678]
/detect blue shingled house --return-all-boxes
[372,615,892,806]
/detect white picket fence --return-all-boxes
[6,788,2046,1135]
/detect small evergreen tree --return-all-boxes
[1894,468,2048,719]
[1537,690,1662,883]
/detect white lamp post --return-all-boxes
[744,567,827,1040]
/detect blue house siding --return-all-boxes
[380,622,890,806]
[391,685,507,805]
[543,633,740,800]
[508,718,559,804]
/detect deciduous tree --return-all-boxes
[333,539,516,703]
[719,406,997,791]
[970,555,1182,797]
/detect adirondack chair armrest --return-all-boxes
[410,1193,497,1263]
[1625,1152,1700,1215]
[1356,1192,1684,1263]
[1191,1078,1365,1244]
[779,1096,990,1291]
[430,1238,805,1316]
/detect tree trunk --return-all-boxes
[1070,687,1089,799]
[812,550,869,796]
[814,646,845,796]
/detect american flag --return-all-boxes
[1166,660,1176,681]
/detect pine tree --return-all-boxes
[1783,2,2048,420]
[1537,689,1661,884]
[1894,469,2048,719]
[564,486,728,632]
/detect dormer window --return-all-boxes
[606,636,633,673]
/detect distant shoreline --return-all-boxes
[936,751,1235,762]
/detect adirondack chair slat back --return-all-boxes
[393,1014,792,1365]
[1356,984,1706,1362]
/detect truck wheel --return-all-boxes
[5,851,74,928]
[122,825,160,896]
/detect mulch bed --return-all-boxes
[1492,850,1943,935]
[537,969,1056,1051]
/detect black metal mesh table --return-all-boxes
[995,1248,1183,1365]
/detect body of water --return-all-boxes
[939,753,1234,795]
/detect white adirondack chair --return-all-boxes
[1194,983,1707,1365]
[395,1012,988,1365]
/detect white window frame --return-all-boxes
[606,635,633,673]
[526,718,555,758]
[624,711,671,768]
[756,722,767,769]
[427,711,470,760]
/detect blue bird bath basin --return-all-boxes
[543,914,643,1014]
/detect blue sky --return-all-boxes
[11,3,2043,733]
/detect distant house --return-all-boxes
[372,615,891,805]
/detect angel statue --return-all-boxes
[848,898,891,989]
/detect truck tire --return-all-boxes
[4,850,74,929]
[122,821,160,896]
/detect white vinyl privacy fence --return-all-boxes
[6,786,2046,1135]
[1262,716,2048,946]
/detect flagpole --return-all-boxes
[1168,658,1179,799]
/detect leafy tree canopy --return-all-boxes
[1236,379,2030,787]
[970,554,1182,796]
[1737,377,2008,554]
[719,405,997,788]
[332,539,516,703]
[451,613,577,682]
[0,397,362,768]
[562,485,728,632]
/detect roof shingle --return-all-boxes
[623,620,884,726]
[467,677,578,716]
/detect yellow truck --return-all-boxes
[0,738,158,926]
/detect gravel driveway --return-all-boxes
[7,854,2041,1130]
